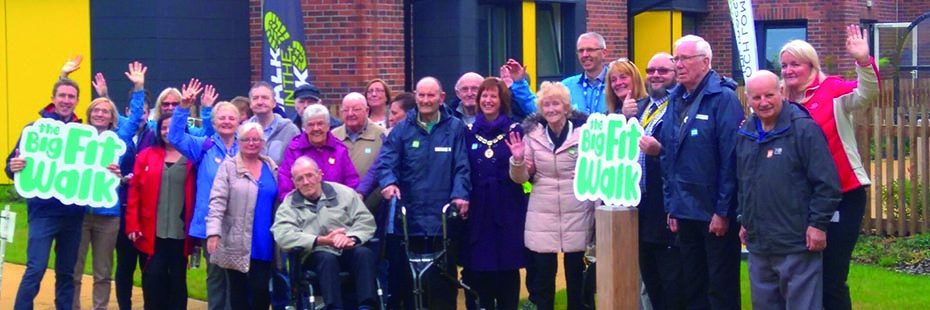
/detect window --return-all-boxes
[732,21,807,80]
[478,4,517,76]
[537,3,564,79]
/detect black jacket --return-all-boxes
[736,102,841,255]
[635,97,674,245]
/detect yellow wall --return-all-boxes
[522,0,537,93]
[1,0,91,183]
[633,11,682,77]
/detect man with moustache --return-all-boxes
[640,35,744,309]
[736,70,840,310]
[449,72,484,125]
[377,77,471,309]
[620,52,684,310]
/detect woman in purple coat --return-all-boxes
[460,77,528,310]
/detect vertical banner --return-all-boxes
[728,0,759,81]
[262,0,311,109]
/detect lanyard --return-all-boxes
[641,100,668,127]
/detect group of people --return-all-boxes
[6,25,877,310]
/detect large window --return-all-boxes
[478,4,518,76]
[733,21,807,80]
[537,3,564,79]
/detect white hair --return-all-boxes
[455,72,484,90]
[675,35,713,63]
[292,156,320,174]
[237,122,265,140]
[302,104,330,126]
[343,92,367,104]
[578,32,607,49]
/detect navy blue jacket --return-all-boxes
[656,70,744,222]
[376,105,471,236]
[6,105,85,218]
[736,102,840,255]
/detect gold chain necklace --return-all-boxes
[475,133,506,158]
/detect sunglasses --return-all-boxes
[162,101,181,107]
[646,68,673,75]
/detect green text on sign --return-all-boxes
[574,113,644,207]
[14,119,127,208]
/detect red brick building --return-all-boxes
[248,0,929,106]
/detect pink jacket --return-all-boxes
[510,120,594,253]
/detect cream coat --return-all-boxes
[510,121,594,253]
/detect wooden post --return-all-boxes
[595,207,639,309]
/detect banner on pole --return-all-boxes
[13,119,127,208]
[262,0,311,108]
[729,0,759,81]
[574,113,644,207]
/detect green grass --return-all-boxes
[1,187,209,300]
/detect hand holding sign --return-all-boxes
[13,119,127,208]
[574,113,645,207]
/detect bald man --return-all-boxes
[450,72,484,125]
[272,156,377,310]
[376,76,471,309]
[736,70,840,310]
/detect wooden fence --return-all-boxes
[736,79,930,236]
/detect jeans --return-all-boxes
[14,214,85,310]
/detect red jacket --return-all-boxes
[126,147,196,256]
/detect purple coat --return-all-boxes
[277,132,360,202]
[460,114,528,271]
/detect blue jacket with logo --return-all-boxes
[376,105,471,236]
[510,65,609,116]
[168,106,239,239]
[656,70,744,222]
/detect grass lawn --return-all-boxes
[1,188,209,301]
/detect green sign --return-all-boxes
[14,119,127,208]
[574,113,645,207]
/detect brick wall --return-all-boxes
[585,0,629,58]
[249,0,406,107]
[697,0,926,79]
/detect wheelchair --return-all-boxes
[285,241,387,310]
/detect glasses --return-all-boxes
[457,86,479,92]
[367,89,386,94]
[671,54,705,63]
[646,68,673,75]
[577,47,604,54]
[162,101,181,107]
[240,137,264,144]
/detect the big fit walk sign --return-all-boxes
[14,119,126,208]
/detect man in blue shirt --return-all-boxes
[506,32,611,115]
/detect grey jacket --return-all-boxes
[206,154,279,273]
[736,102,841,255]
[248,114,300,164]
[271,182,376,258]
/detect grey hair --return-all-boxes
[578,32,607,49]
[455,72,484,90]
[237,122,265,141]
[674,35,713,64]
[343,92,367,104]
[292,156,320,174]
[302,104,330,126]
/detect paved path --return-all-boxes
[1,262,207,309]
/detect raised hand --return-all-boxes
[201,84,218,108]
[845,24,870,65]
[124,61,148,91]
[180,78,203,108]
[505,59,527,82]
[60,55,83,78]
[621,92,638,118]
[505,131,525,162]
[499,64,514,88]
[91,73,109,98]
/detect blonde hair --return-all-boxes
[604,59,648,114]
[779,39,823,94]
[153,87,182,120]
[211,101,239,127]
[86,97,119,129]
[535,81,572,113]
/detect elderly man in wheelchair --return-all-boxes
[272,156,378,310]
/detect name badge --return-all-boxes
[364,147,372,154]
[695,114,709,120]
[328,157,336,165]
[434,147,451,153]
[412,140,420,148]
[830,211,840,223]
[471,143,478,150]
[690,128,698,136]
[214,156,222,164]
